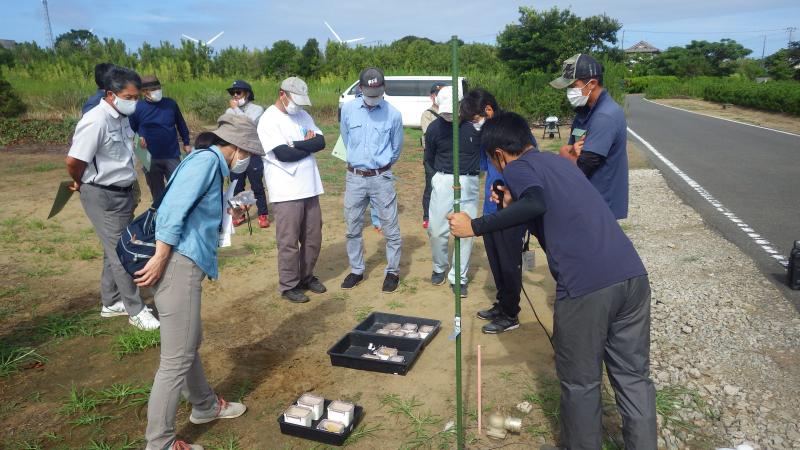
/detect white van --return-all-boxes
[338,76,469,128]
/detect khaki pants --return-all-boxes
[145,253,217,450]
[271,196,323,292]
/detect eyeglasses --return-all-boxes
[231,90,245,97]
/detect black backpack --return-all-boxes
[116,149,222,277]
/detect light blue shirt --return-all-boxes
[156,146,229,279]
[340,98,403,170]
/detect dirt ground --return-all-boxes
[652,98,800,135]
[3,125,636,449]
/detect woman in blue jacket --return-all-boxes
[134,114,265,450]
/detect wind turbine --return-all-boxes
[181,31,225,47]
[324,21,364,46]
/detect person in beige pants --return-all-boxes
[135,114,264,450]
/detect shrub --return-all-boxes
[0,75,26,118]
[0,117,77,146]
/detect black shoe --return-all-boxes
[477,303,502,321]
[302,276,327,294]
[431,271,446,286]
[482,313,520,334]
[282,288,310,303]
[450,283,468,298]
[341,273,364,290]
[382,273,400,293]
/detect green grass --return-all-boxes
[113,328,160,358]
[60,386,106,415]
[354,306,373,322]
[231,378,256,402]
[498,370,516,382]
[31,162,61,172]
[655,385,710,431]
[39,312,104,339]
[379,394,453,450]
[523,376,561,423]
[387,300,406,310]
[0,345,46,377]
[206,433,243,450]
[396,277,419,295]
[330,292,350,302]
[25,266,67,278]
[70,413,116,426]
[343,423,383,447]
[100,382,152,405]
[74,244,103,261]
[0,285,28,299]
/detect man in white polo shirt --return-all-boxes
[257,77,326,304]
[65,66,159,330]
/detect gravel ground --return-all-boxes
[623,169,800,450]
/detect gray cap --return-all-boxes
[280,76,312,106]
[550,53,603,89]
[359,67,385,97]
[211,114,265,156]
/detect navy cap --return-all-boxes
[227,80,254,99]
[359,67,385,96]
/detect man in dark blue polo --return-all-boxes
[129,75,191,203]
[82,62,114,115]
[552,53,629,219]
[448,112,656,450]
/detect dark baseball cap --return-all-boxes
[430,82,448,94]
[359,67,385,96]
[550,54,603,89]
[227,80,254,98]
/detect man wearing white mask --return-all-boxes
[551,53,630,219]
[130,75,191,203]
[65,66,160,331]
[257,77,327,304]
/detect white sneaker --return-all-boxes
[189,396,246,424]
[129,308,160,330]
[100,301,127,317]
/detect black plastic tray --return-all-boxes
[353,312,441,346]
[277,398,364,446]
[327,332,423,375]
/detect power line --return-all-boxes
[623,27,790,35]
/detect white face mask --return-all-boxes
[237,97,247,107]
[473,118,485,131]
[282,94,301,115]
[567,84,593,108]
[113,94,137,116]
[230,150,250,174]
[148,89,163,102]
[363,95,381,107]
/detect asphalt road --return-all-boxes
[625,94,800,305]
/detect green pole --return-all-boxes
[451,35,464,450]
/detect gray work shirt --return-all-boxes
[68,99,137,187]
[225,101,264,125]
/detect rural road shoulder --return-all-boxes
[625,94,800,308]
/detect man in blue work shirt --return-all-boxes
[129,75,191,203]
[339,67,404,293]
[81,62,114,115]
[552,53,629,219]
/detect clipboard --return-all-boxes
[133,134,152,171]
[332,135,347,162]
[48,181,75,219]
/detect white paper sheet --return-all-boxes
[218,180,238,248]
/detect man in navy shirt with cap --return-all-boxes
[448,112,656,450]
[552,53,630,219]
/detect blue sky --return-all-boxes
[2,1,798,57]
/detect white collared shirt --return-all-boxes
[68,99,137,187]
[257,105,324,203]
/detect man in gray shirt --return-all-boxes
[66,66,160,331]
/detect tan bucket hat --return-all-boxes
[210,114,265,156]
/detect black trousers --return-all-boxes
[230,156,268,216]
[483,224,526,317]
[422,161,435,220]
[554,275,656,450]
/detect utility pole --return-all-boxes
[620,29,625,50]
[787,27,797,43]
[761,35,767,68]
[41,0,54,48]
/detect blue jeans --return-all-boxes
[344,170,402,276]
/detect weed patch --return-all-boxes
[0,345,46,377]
[114,328,160,358]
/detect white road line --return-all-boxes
[642,98,800,138]
[627,127,788,268]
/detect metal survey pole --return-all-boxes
[450,35,464,450]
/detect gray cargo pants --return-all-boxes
[553,275,656,450]
[145,253,217,449]
[344,170,402,276]
[79,183,145,316]
[271,196,323,293]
